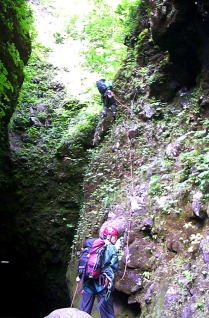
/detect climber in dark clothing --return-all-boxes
[96,79,117,119]
[101,90,117,119]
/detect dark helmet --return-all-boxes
[103,226,119,237]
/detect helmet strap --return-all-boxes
[106,234,111,241]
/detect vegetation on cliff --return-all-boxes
[0,0,32,140]
[70,1,209,317]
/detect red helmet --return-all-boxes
[103,226,119,237]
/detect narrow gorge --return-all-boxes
[0,1,209,318]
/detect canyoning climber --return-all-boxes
[77,226,119,318]
[96,79,117,119]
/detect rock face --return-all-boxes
[0,0,31,160]
[69,1,209,317]
[0,1,31,317]
[0,0,31,183]
[44,308,92,318]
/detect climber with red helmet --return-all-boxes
[79,225,119,318]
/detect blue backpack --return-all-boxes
[96,79,112,95]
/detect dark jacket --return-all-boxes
[102,91,116,108]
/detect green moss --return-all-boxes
[0,61,14,120]
[0,0,33,38]
[7,43,24,68]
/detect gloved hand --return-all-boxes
[76,276,80,282]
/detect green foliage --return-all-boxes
[10,40,100,193]
[81,1,126,76]
[15,0,34,36]
[0,0,32,142]
[53,32,65,44]
[149,175,162,195]
[65,15,83,40]
[0,61,13,99]
[0,0,33,38]
[143,271,151,280]
[179,149,209,194]
[7,43,24,68]
[116,0,142,33]
[182,270,194,282]
[64,0,142,77]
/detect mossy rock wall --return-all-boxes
[0,0,31,246]
[69,1,209,317]
[0,0,31,151]
[0,1,31,317]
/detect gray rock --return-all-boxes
[123,239,156,270]
[30,116,43,126]
[36,103,47,112]
[192,192,204,219]
[165,134,190,158]
[143,104,156,118]
[127,128,138,140]
[181,305,193,318]
[164,287,178,304]
[200,235,209,263]
[144,284,155,304]
[142,218,153,229]
[115,270,143,294]
[44,308,92,318]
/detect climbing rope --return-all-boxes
[70,281,79,308]
[120,134,135,280]
[114,95,130,119]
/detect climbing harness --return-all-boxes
[70,281,79,308]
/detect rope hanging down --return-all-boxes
[120,133,135,281]
[70,281,79,308]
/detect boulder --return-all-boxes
[122,239,156,270]
[115,270,143,294]
[44,308,92,318]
